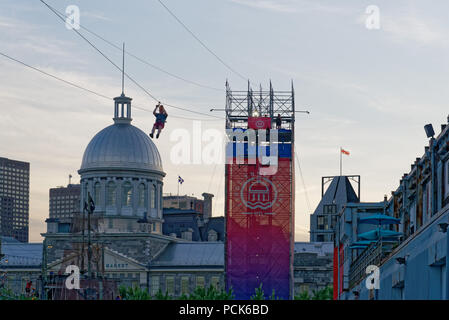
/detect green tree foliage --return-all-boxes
[118,284,234,300]
[250,284,282,300]
[0,287,36,300]
[119,285,152,300]
[294,285,333,300]
[311,286,333,300]
[250,284,266,300]
[180,285,234,300]
[154,289,171,300]
[117,283,334,301]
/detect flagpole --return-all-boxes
[340,147,342,176]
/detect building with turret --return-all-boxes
[310,175,360,242]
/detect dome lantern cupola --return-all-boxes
[113,93,132,124]
[113,42,132,124]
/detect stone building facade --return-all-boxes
[38,90,224,299]
[293,242,333,296]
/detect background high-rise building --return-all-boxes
[0,157,30,242]
[49,184,81,220]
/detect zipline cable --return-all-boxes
[40,0,223,120]
[294,149,312,213]
[0,50,222,121]
[157,0,248,82]
[46,2,223,92]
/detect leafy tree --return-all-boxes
[117,283,333,301]
[0,287,36,300]
[182,285,234,300]
[295,286,333,300]
[311,286,333,300]
[153,288,171,300]
[119,285,151,300]
[269,289,281,300]
[294,290,311,300]
[250,284,266,300]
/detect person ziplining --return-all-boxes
[150,102,168,139]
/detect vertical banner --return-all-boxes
[225,158,292,299]
[333,243,344,300]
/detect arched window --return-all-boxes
[94,182,101,206]
[83,183,88,202]
[150,184,156,209]
[122,182,133,207]
[107,181,116,206]
[138,184,146,208]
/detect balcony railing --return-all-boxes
[348,240,385,289]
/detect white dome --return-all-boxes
[79,122,163,174]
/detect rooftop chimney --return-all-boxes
[202,193,214,222]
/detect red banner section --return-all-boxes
[248,117,272,130]
[226,158,293,299]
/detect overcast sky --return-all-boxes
[2,0,449,242]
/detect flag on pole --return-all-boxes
[339,147,350,176]
[178,176,184,184]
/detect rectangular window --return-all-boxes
[181,276,189,295]
[331,215,337,229]
[196,276,205,289]
[166,276,175,296]
[211,276,220,290]
[299,284,309,293]
[317,216,325,230]
[151,276,160,295]
[323,204,337,214]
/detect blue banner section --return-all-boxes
[226,128,292,159]
[226,142,291,159]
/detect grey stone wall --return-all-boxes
[293,251,333,296]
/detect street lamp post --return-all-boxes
[438,222,449,299]
[41,238,51,300]
[0,235,4,261]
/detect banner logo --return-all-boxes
[241,177,277,211]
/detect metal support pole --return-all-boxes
[87,205,92,279]
[431,138,438,215]
[446,227,449,300]
[81,210,85,274]
[41,238,48,300]
[0,235,4,260]
[340,147,342,176]
[336,214,340,300]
